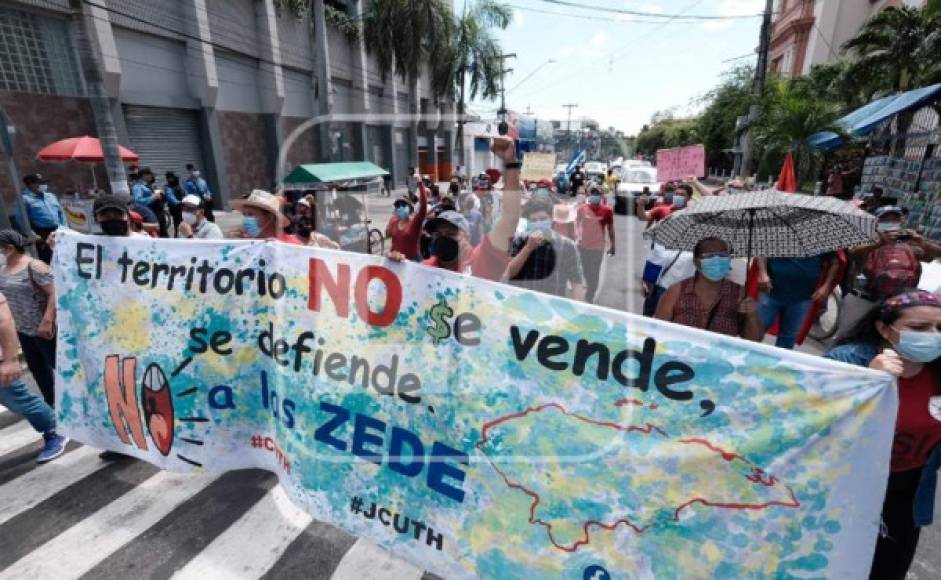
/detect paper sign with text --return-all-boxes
[656,144,706,182]
[55,231,894,579]
[521,152,558,181]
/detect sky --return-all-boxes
[466,0,767,135]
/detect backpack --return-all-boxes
[863,242,922,299]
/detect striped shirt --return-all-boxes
[0,261,53,336]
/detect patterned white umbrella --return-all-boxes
[643,190,878,258]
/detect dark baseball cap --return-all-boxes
[23,174,48,186]
[93,194,132,216]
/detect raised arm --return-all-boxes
[487,137,522,253]
[408,182,429,239]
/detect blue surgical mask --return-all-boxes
[38,184,48,194]
[700,255,732,281]
[527,219,552,235]
[242,216,261,238]
[895,330,941,363]
[673,195,687,209]
[396,206,410,219]
[588,195,601,206]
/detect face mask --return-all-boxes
[242,216,261,238]
[535,188,551,200]
[38,184,48,194]
[673,195,687,209]
[588,195,601,206]
[876,222,902,233]
[182,212,197,225]
[894,330,941,363]
[191,171,201,178]
[527,219,553,235]
[431,236,460,263]
[700,255,732,281]
[99,219,129,237]
[396,206,411,219]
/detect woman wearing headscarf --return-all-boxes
[0,230,56,405]
[825,290,941,580]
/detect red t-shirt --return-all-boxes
[577,204,614,250]
[422,235,508,281]
[648,205,674,222]
[891,367,941,472]
[387,187,428,260]
[277,233,302,245]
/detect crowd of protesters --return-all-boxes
[2,140,940,580]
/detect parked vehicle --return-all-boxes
[615,166,659,215]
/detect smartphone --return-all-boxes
[897,231,913,242]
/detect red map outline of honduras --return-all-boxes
[475,403,800,552]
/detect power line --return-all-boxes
[507,4,705,24]
[529,0,766,21]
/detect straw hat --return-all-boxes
[232,189,290,227]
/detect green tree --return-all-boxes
[752,78,845,187]
[438,0,512,167]
[635,117,700,159]
[695,66,754,171]
[842,6,941,93]
[363,0,454,166]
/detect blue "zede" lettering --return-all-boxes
[314,402,468,503]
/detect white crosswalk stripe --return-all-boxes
[0,446,105,526]
[332,538,425,580]
[0,421,42,457]
[170,486,313,580]
[0,443,439,580]
[0,470,217,580]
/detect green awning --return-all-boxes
[283,161,389,185]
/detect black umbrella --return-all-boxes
[644,190,878,262]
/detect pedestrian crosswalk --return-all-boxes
[0,408,439,580]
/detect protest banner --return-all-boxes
[656,144,706,182]
[55,231,895,579]
[521,152,558,182]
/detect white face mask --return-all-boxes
[182,212,197,225]
[38,184,48,194]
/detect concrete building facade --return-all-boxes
[769,0,928,79]
[0,0,454,210]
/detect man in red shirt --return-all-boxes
[576,187,615,303]
[232,189,301,245]
[392,137,521,281]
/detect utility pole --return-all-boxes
[563,103,578,155]
[740,0,775,178]
[496,53,516,136]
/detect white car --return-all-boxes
[615,167,659,215]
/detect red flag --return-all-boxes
[776,152,797,193]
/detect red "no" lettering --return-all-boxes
[308,259,403,328]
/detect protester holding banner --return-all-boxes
[825,290,941,580]
[576,186,615,303]
[386,184,428,262]
[655,237,763,340]
[502,200,586,301]
[0,291,67,463]
[232,190,300,245]
[404,137,521,281]
[0,230,57,406]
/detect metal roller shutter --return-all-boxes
[123,105,207,182]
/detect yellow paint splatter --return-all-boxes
[108,302,151,352]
